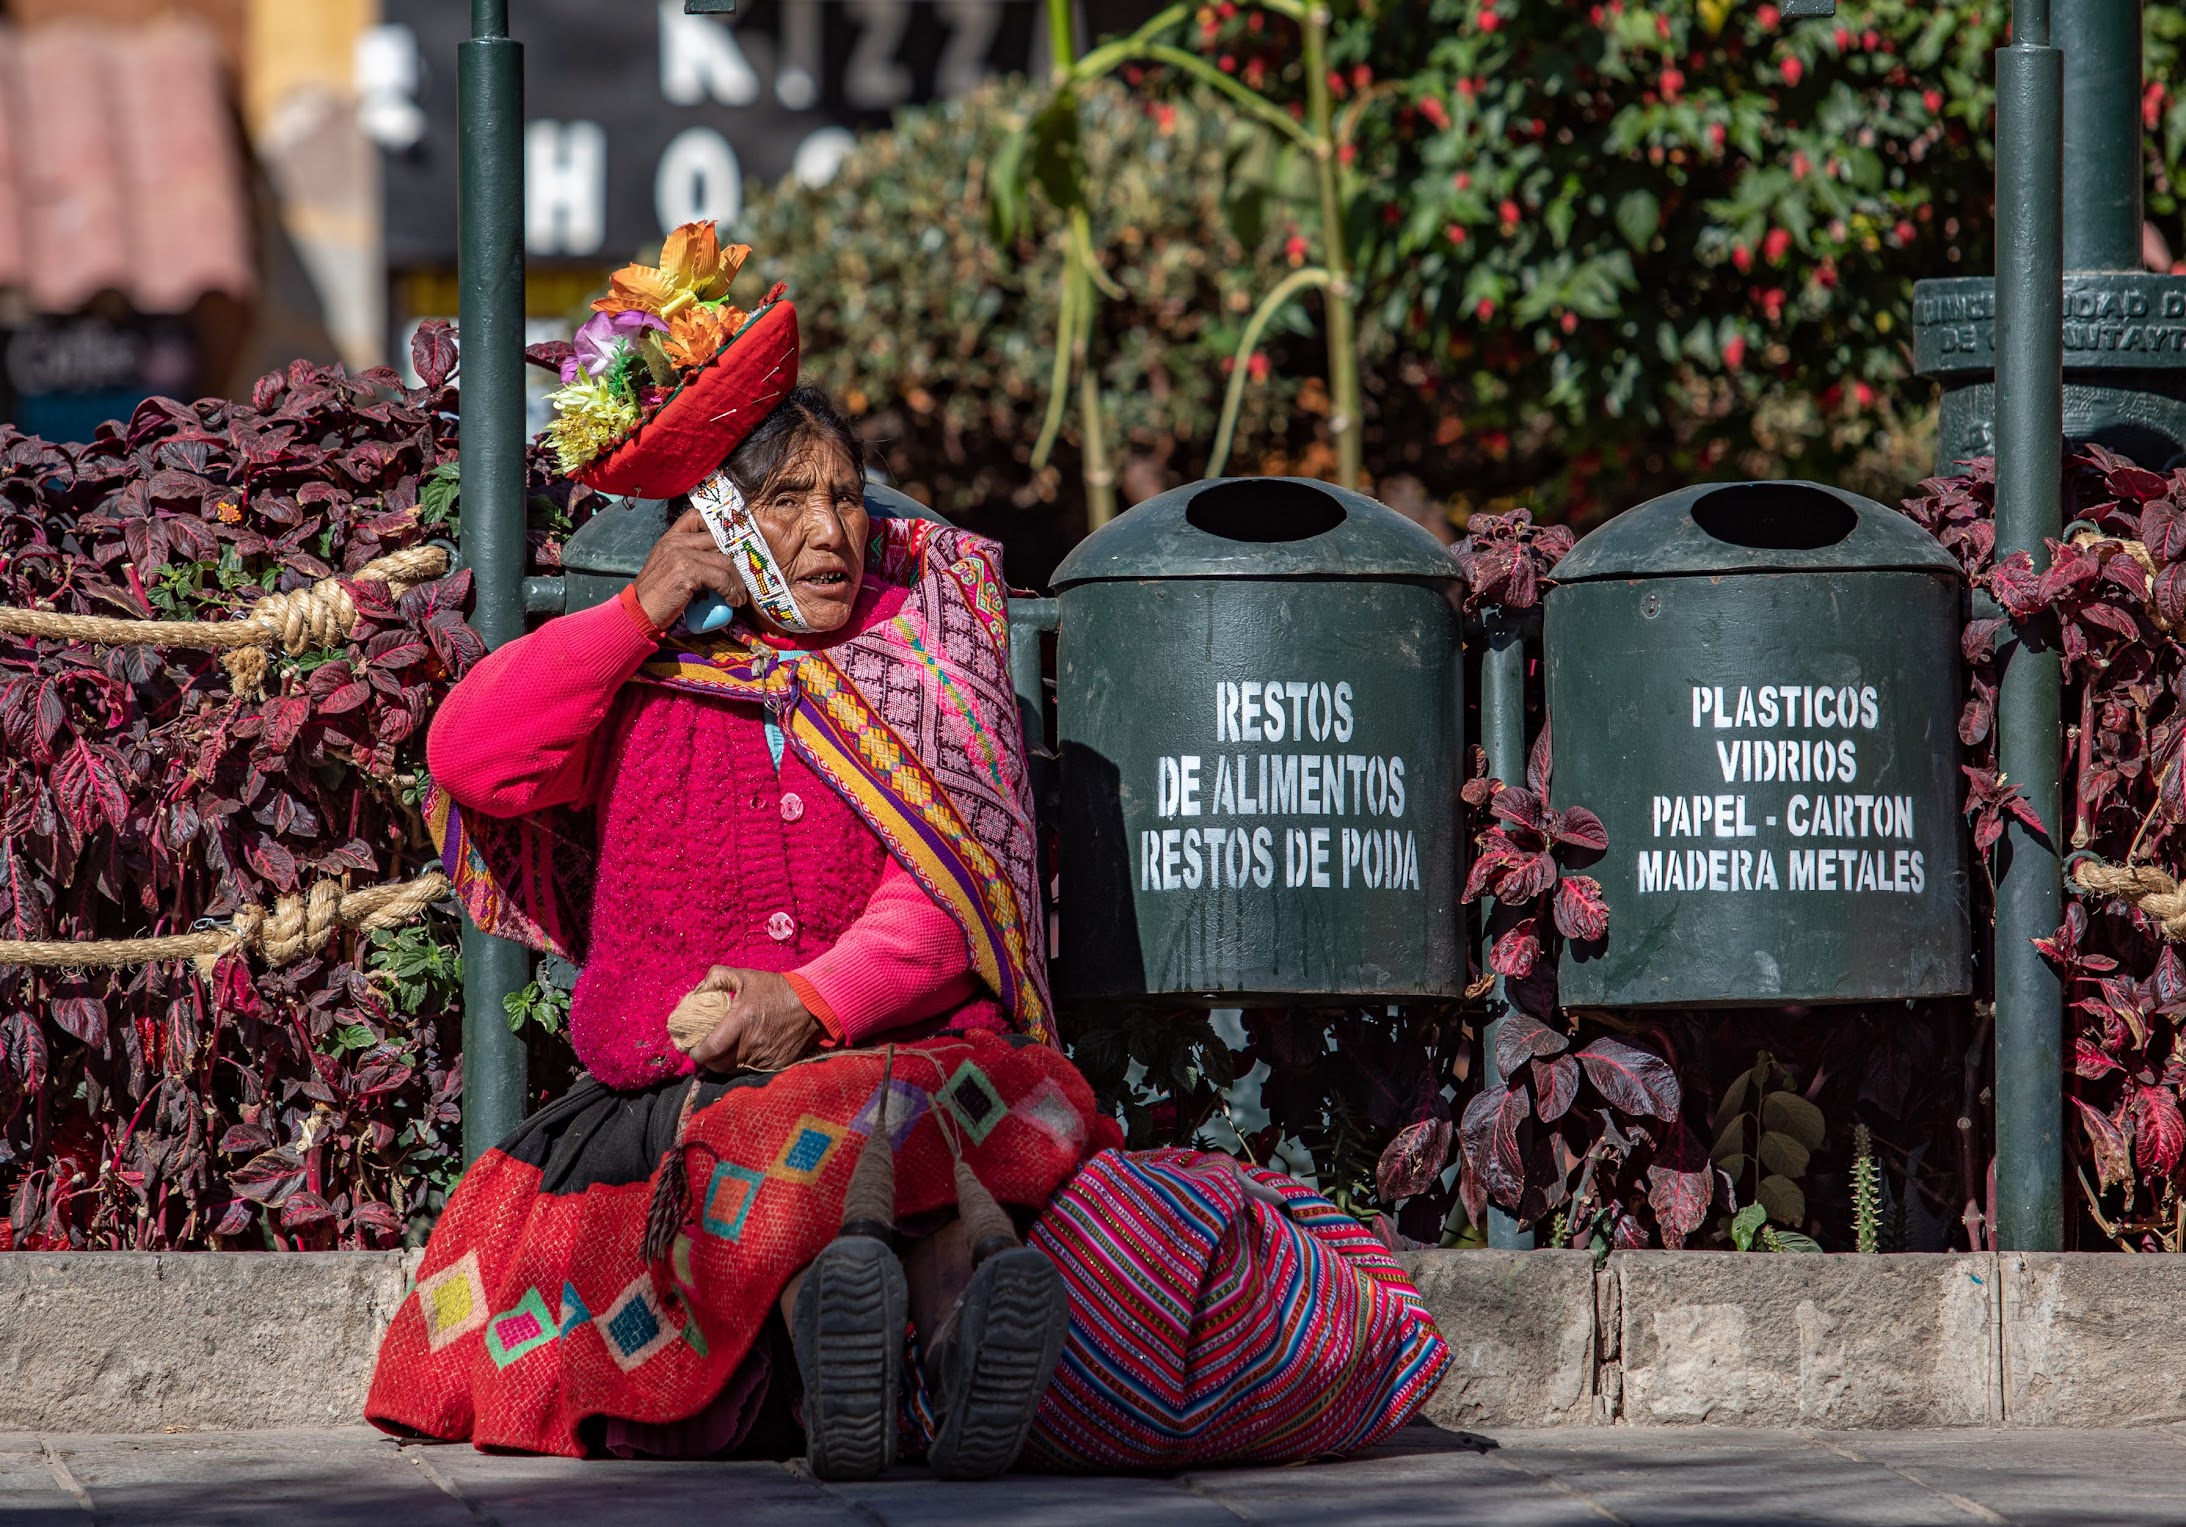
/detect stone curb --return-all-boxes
[0,1250,420,1433]
[3,1248,2181,1432]
[1404,1248,2186,1430]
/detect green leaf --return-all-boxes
[1654,320,1684,366]
[420,463,460,530]
[1762,1227,1823,1253]
[1029,87,1086,214]
[1614,188,1660,252]
[1762,1091,1826,1151]
[986,118,1033,247]
[1730,1202,1767,1251]
[1705,1070,1757,1127]
[504,979,571,1037]
[1227,178,1271,251]
[1757,1130,1810,1178]
[1757,1173,1807,1227]
[1546,195,1576,250]
[1710,1113,1747,1161]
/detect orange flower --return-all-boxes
[596,222,750,321]
[660,302,745,371]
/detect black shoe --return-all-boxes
[791,1232,907,1481]
[923,1246,1070,1480]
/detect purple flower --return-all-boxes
[568,309,667,381]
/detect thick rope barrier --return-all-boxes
[2072,858,2186,940]
[0,546,457,969]
[0,872,450,971]
[0,545,450,696]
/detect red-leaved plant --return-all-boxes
[1454,730,1708,1247]
[1463,725,1610,983]
[1905,445,2186,1247]
[1449,506,1575,612]
[1441,506,1706,1248]
[0,327,579,1251]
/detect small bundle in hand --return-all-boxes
[667,983,735,1053]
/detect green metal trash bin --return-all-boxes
[1545,480,1972,1007]
[1050,477,1463,1004]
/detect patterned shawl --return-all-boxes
[428,518,1052,1044]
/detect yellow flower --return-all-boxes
[596,223,751,322]
[545,374,640,474]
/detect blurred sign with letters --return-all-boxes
[377,0,1149,266]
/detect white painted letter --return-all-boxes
[660,0,761,104]
[526,120,608,255]
[654,126,741,236]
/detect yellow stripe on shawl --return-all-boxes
[782,705,1018,1018]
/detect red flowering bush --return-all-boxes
[0,328,511,1251]
[1085,0,2015,523]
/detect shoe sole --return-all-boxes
[792,1235,906,1482]
[926,1247,1070,1481]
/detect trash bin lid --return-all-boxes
[1553,479,1961,583]
[1050,476,1455,588]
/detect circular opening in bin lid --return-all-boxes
[1184,479,1348,543]
[1050,476,1456,587]
[1548,478,1960,583]
[1690,482,1859,550]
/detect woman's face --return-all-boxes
[750,431,869,635]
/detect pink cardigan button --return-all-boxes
[780,791,805,822]
[766,911,797,942]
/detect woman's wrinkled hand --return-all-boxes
[631,507,746,629]
[669,966,824,1072]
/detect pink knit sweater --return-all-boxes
[426,588,984,1090]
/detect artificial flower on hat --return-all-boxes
[538,221,799,499]
[595,222,748,319]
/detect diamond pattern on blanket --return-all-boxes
[940,1059,1006,1145]
[702,1161,767,1241]
[599,1275,681,1372]
[485,1288,558,1369]
[770,1116,850,1186]
[1012,1078,1087,1153]
[557,1280,592,1335]
[850,1077,930,1149]
[418,1251,489,1353]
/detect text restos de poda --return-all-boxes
[1142,680,1422,895]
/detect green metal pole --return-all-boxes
[1007,597,1059,896]
[1991,0,2065,1252]
[1479,612,1533,1250]
[2056,0,2142,272]
[457,0,530,1164]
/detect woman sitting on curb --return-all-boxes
[366,227,1449,1477]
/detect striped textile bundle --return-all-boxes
[1022,1148,1450,1471]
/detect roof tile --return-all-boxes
[1,18,252,316]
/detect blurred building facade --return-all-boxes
[0,0,1131,441]
[0,0,256,439]
[375,0,1099,434]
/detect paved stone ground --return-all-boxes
[8,1423,2186,1525]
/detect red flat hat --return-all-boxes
[576,300,800,500]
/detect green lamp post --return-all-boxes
[455,0,529,1164]
[1985,0,2066,1257]
[1909,0,2183,1251]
